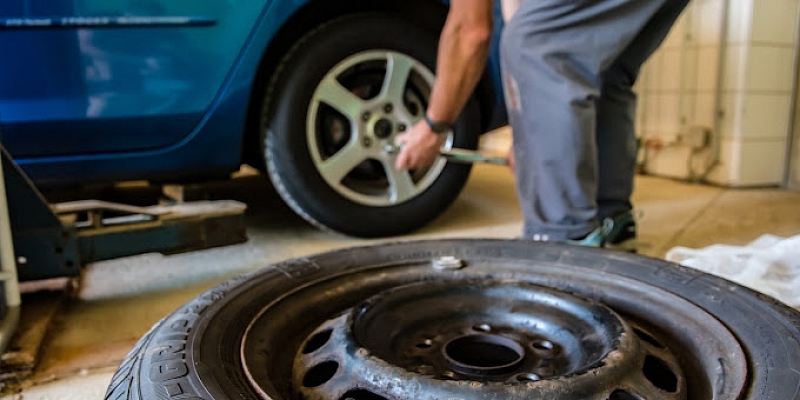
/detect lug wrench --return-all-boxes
[439,148,509,166]
[386,144,509,166]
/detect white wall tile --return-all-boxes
[682,48,699,91]
[645,138,741,184]
[646,51,665,92]
[693,0,724,45]
[644,145,693,179]
[634,65,650,133]
[744,46,795,92]
[629,0,799,185]
[642,91,662,132]
[718,93,744,140]
[751,0,799,45]
[680,93,698,127]
[741,93,793,140]
[659,48,685,92]
[635,88,647,134]
[663,11,689,50]
[705,139,741,185]
[723,44,748,91]
[697,46,721,91]
[694,92,718,129]
[653,94,683,134]
[736,139,789,185]
[635,61,654,94]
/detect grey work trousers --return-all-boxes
[501,0,689,241]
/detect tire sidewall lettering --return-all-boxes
[147,288,228,398]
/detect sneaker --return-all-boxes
[564,227,605,247]
[601,210,637,253]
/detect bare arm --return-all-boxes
[394,0,494,170]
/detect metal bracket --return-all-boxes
[2,148,248,281]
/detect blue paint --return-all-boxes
[0,0,507,186]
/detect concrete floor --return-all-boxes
[2,130,800,399]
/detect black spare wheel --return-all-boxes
[105,239,800,399]
[261,14,481,238]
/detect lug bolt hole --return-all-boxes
[609,389,642,400]
[416,339,433,349]
[302,328,333,354]
[302,361,339,388]
[643,355,678,393]
[384,104,393,113]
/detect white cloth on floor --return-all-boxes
[666,234,800,308]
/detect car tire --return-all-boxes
[261,14,481,238]
[105,239,800,400]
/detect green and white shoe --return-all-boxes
[601,211,637,253]
[564,227,606,247]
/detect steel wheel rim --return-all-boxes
[306,50,451,207]
[240,245,748,400]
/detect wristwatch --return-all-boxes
[424,114,453,135]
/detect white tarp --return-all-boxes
[666,234,800,308]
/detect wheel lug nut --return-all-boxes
[362,112,371,121]
[362,137,372,147]
[384,104,393,113]
[398,124,406,132]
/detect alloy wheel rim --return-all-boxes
[306,50,452,207]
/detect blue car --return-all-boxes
[0,1,507,237]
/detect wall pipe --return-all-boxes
[782,2,800,188]
[693,0,730,182]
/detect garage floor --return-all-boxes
[2,129,800,399]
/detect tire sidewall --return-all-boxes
[264,15,480,238]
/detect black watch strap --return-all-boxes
[424,114,453,135]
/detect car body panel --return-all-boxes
[1,1,274,156]
[0,0,507,186]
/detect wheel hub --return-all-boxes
[291,280,688,400]
[372,118,394,139]
[442,334,525,377]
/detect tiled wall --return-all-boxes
[636,0,799,187]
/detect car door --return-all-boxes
[0,0,269,159]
